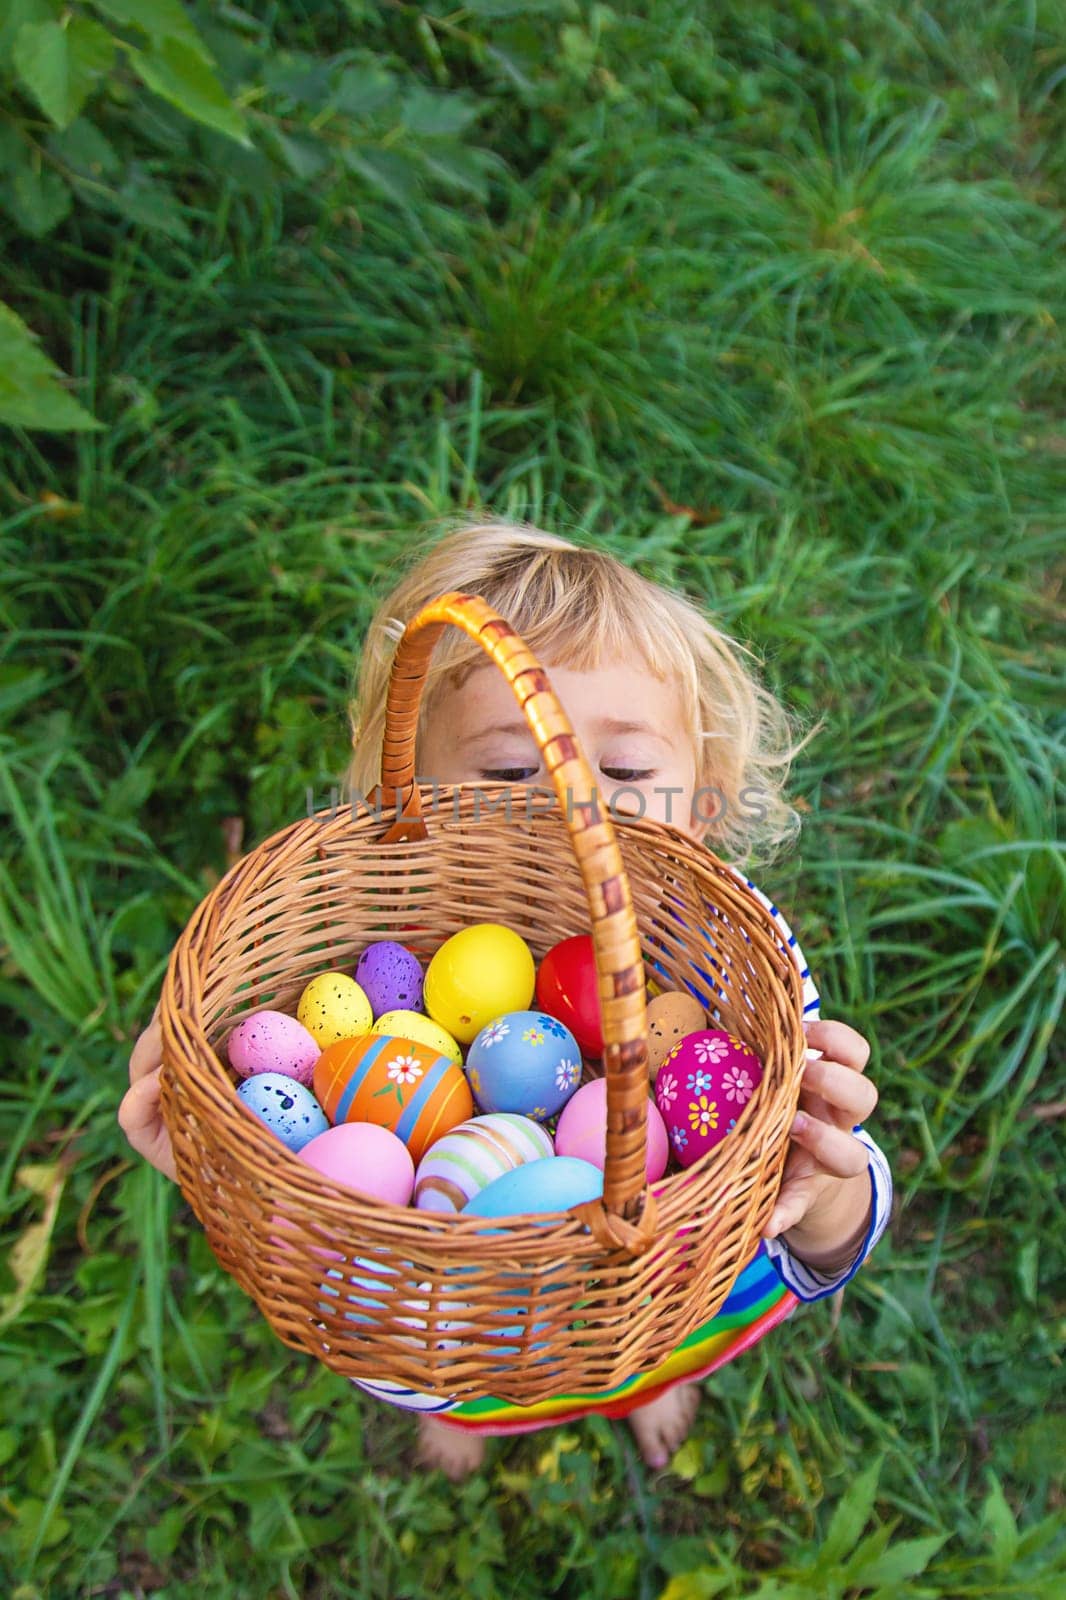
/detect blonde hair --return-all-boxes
[343,518,818,866]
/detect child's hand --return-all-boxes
[762,1020,879,1271]
[118,999,178,1183]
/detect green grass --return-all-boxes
[1,1,1064,1595]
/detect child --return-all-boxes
[121,518,891,1481]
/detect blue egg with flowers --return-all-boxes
[465,1010,582,1121]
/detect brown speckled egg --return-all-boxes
[646,991,707,1077]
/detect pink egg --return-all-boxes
[554,1076,669,1182]
[297,1123,415,1207]
[227,1010,320,1085]
[654,1030,764,1169]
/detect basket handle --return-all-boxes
[371,590,657,1255]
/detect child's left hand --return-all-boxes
[762,1019,879,1268]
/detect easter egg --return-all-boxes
[554,1076,669,1182]
[413,1114,554,1214]
[465,1011,582,1122]
[236,1073,329,1151]
[298,1123,415,1206]
[535,934,604,1057]
[297,972,373,1047]
[371,1010,462,1066]
[424,924,535,1044]
[226,1009,320,1086]
[355,942,424,1018]
[646,990,707,1077]
[654,1030,764,1168]
[463,1155,604,1218]
[313,1034,474,1163]
[319,1258,420,1328]
[320,1262,472,1365]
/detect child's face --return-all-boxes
[418,659,702,838]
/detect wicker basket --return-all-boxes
[159,592,806,1406]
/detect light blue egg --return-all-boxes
[236,1072,328,1151]
[465,1011,582,1121]
[463,1156,604,1218]
[461,1157,604,1360]
[318,1258,402,1327]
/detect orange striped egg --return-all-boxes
[313,1035,475,1165]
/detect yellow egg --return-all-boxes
[424,924,536,1045]
[372,1010,462,1066]
[297,972,373,1047]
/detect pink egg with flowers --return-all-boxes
[654,1030,764,1169]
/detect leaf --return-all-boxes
[333,62,396,117]
[669,1438,703,1481]
[261,50,333,106]
[1017,1238,1039,1304]
[13,16,115,129]
[144,1505,187,1562]
[0,299,101,430]
[341,145,420,205]
[399,86,483,137]
[850,1533,949,1586]
[131,37,248,144]
[657,1575,734,1600]
[0,0,54,59]
[10,1496,71,1555]
[1017,1507,1066,1561]
[981,1472,1019,1574]
[820,1455,884,1564]
[108,172,191,239]
[45,116,121,176]
[89,0,211,61]
[267,129,332,182]
[2,160,72,237]
[416,141,496,202]
[0,1161,68,1330]
[464,0,562,14]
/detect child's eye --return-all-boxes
[601,767,655,783]
[481,767,539,782]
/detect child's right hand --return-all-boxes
[118,999,179,1182]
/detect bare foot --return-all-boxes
[627,1383,701,1471]
[416,1415,486,1482]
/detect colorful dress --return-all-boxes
[354,868,893,1431]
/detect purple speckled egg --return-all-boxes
[226,1010,321,1086]
[354,941,424,1019]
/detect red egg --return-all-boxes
[536,935,604,1057]
[654,1030,764,1169]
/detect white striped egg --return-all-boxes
[413,1113,554,1214]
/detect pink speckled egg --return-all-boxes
[298,1123,415,1207]
[554,1077,669,1182]
[654,1030,764,1168]
[227,1010,321,1085]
